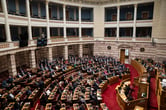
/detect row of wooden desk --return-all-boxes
[48,86,58,101]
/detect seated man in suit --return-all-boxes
[79,104,85,110]
[19,67,25,76]
[26,72,32,78]
[2,80,11,89]
[54,101,61,109]
[7,92,15,102]
[7,76,14,83]
[40,92,48,110]
[14,98,21,110]
[93,81,99,90]
[26,88,32,96]
[2,80,9,89]
[16,73,22,78]
[39,80,45,90]
[49,72,55,80]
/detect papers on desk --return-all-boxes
[141,93,147,98]
[161,79,166,88]
[140,77,147,83]
[97,89,102,101]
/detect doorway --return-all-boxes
[120,49,129,64]
[120,49,125,64]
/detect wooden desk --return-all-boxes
[45,103,52,110]
[108,76,119,85]
[122,73,130,80]
[60,108,66,110]
[73,103,79,110]
[61,85,69,101]
[4,102,15,110]
[86,103,93,110]
[85,87,90,101]
[2,93,8,99]
[60,103,66,110]
[21,102,31,110]
[28,89,39,107]
[9,85,21,94]
[97,89,102,101]
[44,78,51,86]
[99,80,108,93]
[73,86,80,101]
[48,86,58,101]
[100,103,109,110]
[134,106,144,110]
[28,89,39,100]
[15,87,29,100]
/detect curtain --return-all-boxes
[0,25,6,42]
[32,27,40,37]
[40,3,46,18]
[19,0,26,15]
[51,5,57,18]
[11,26,19,41]
[31,2,38,16]
[8,0,16,13]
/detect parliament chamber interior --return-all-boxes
[0,0,166,110]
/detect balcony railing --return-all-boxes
[51,37,65,42]
[119,37,133,40]
[0,42,10,49]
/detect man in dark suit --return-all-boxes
[39,80,44,90]
[79,104,85,110]
[2,80,9,89]
[14,98,21,110]
[7,76,14,83]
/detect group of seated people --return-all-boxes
[0,55,130,110]
[136,58,166,76]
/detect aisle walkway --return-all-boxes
[149,78,158,110]
[102,82,121,110]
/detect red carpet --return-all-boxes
[149,78,158,110]
[125,64,139,84]
[102,82,121,110]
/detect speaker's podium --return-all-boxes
[37,38,47,47]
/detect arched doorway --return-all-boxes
[118,44,132,64]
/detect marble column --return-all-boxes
[8,54,17,77]
[46,1,50,40]
[79,44,83,57]
[29,50,36,68]
[64,45,68,60]
[116,6,120,39]
[26,0,32,40]
[1,0,11,42]
[133,4,137,40]
[48,47,53,61]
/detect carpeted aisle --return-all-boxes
[102,82,121,110]
[125,64,139,83]
[149,78,158,110]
